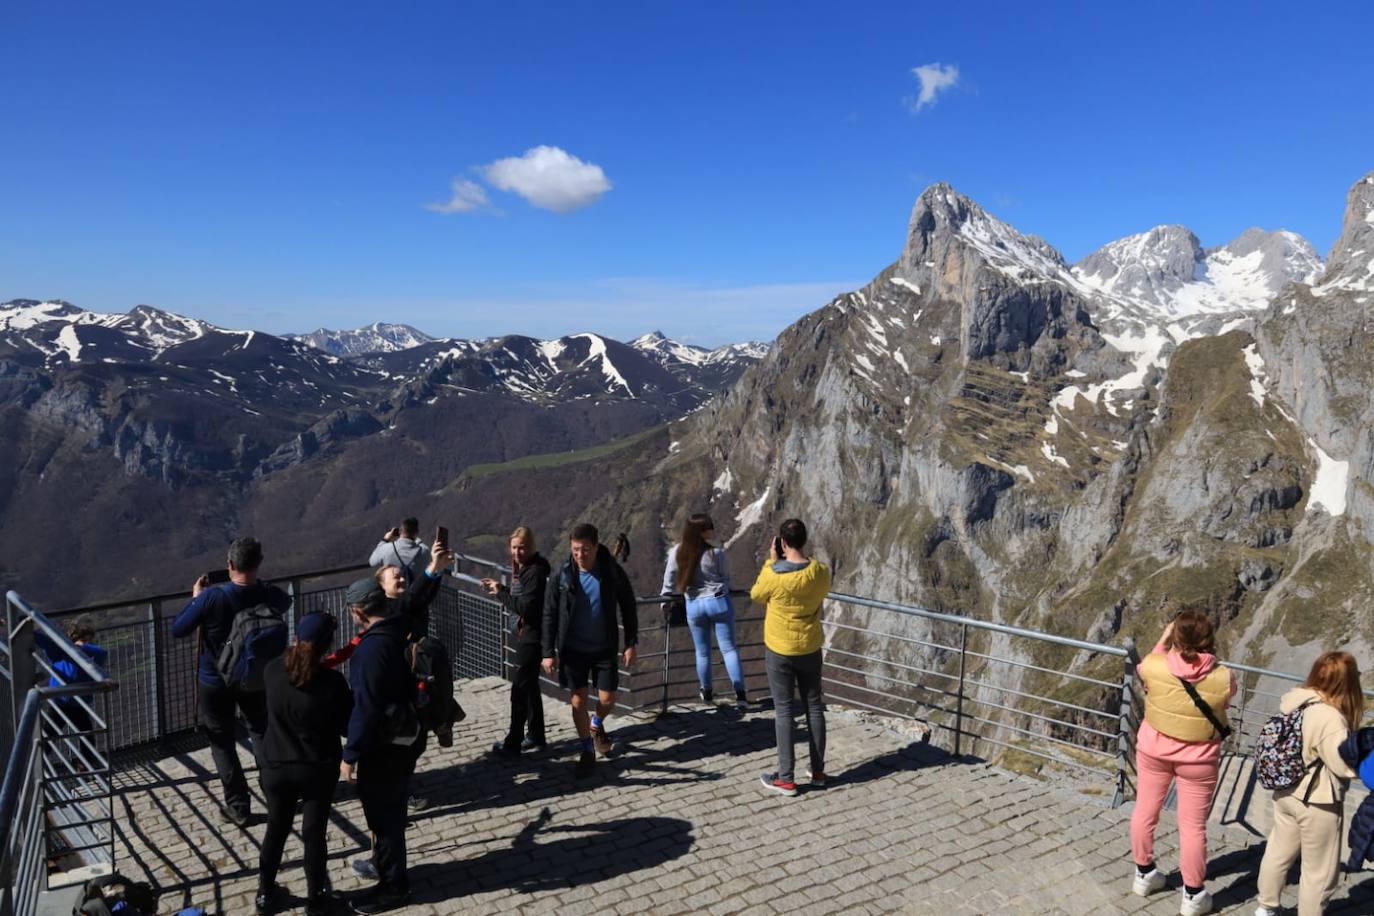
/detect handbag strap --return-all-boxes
[1176,675,1233,740]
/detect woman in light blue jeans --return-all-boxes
[662,513,748,708]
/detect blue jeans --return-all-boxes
[686,594,745,696]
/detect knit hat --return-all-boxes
[345,577,386,614]
[296,612,337,644]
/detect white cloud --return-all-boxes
[425,178,489,214]
[480,145,612,213]
[910,62,959,111]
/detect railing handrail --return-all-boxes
[6,591,121,684]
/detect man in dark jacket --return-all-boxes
[171,536,291,826]
[341,578,424,915]
[541,523,637,777]
[484,526,550,758]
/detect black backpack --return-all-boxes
[410,635,457,732]
[215,601,288,691]
[73,873,157,916]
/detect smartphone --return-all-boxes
[772,536,784,556]
[204,569,230,585]
[435,526,449,551]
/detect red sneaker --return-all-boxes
[760,772,798,797]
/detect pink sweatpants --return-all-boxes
[1129,747,1219,887]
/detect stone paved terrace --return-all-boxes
[107,678,1374,915]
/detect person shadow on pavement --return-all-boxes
[405,806,694,903]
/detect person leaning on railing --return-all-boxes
[1128,610,1236,916]
[751,518,831,798]
[34,615,108,736]
[661,513,748,710]
[1255,651,1364,916]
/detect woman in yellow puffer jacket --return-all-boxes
[750,518,831,797]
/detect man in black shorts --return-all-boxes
[542,523,638,777]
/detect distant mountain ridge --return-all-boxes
[288,322,435,356]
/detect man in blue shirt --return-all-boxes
[541,523,638,778]
[172,537,291,826]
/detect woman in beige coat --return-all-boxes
[1255,651,1364,916]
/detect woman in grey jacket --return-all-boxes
[662,513,747,708]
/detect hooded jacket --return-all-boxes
[751,558,831,656]
[542,545,638,659]
[1274,686,1357,807]
[1139,644,1235,743]
[1339,726,1374,870]
[343,614,417,763]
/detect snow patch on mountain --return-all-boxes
[1308,442,1349,516]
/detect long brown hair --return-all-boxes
[1305,651,1364,729]
[675,513,715,593]
[1165,609,1216,663]
[284,640,329,689]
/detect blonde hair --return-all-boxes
[1305,651,1365,730]
[510,526,536,549]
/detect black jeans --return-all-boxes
[357,735,425,891]
[765,648,826,782]
[507,640,545,746]
[259,762,338,897]
[198,680,267,815]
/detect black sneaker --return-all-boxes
[593,724,613,757]
[406,794,429,812]
[349,885,410,915]
[574,750,596,778]
[255,884,281,915]
[491,741,521,759]
[698,687,714,705]
[351,858,379,882]
[521,735,546,751]
[435,724,454,748]
[220,804,250,828]
[304,890,339,916]
[735,691,750,712]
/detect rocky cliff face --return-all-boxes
[587,172,1374,688]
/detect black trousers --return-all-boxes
[259,762,338,896]
[506,640,545,746]
[357,735,425,891]
[198,680,267,814]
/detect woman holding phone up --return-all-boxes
[1129,610,1236,916]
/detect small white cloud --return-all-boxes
[909,62,959,112]
[480,145,612,213]
[425,178,489,214]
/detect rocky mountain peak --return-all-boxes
[1314,171,1374,295]
[1075,225,1203,293]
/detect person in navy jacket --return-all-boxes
[171,537,291,826]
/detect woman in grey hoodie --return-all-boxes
[662,514,747,708]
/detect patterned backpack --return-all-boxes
[1254,698,1321,793]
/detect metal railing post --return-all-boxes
[1113,636,1138,808]
[149,600,166,743]
[954,622,968,757]
[661,618,672,714]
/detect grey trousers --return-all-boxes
[765,647,826,782]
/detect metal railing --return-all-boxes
[2,591,118,916]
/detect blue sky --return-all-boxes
[3,1,1371,346]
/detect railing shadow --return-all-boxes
[406,807,693,902]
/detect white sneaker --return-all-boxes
[1253,907,1280,916]
[1179,888,1212,916]
[1131,867,1166,897]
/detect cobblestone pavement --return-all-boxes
[111,678,1374,915]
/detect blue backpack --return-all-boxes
[215,601,288,691]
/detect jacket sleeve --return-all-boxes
[661,545,678,596]
[343,640,381,763]
[717,548,732,592]
[333,671,355,739]
[541,570,561,658]
[750,564,774,605]
[617,565,638,648]
[516,565,545,627]
[408,569,443,612]
[171,591,212,638]
[369,541,389,567]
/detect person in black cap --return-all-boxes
[256,612,353,916]
[341,578,424,915]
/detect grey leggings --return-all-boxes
[765,647,826,781]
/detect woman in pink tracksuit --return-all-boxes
[1129,610,1237,916]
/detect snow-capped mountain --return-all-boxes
[627,331,769,392]
[289,322,435,357]
[1073,225,1323,316]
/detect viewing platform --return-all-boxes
[108,678,1374,915]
